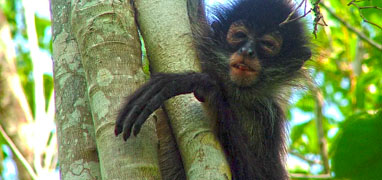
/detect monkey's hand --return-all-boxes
[115,72,217,140]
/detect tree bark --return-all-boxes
[135,0,231,179]
[52,0,161,179]
[53,0,231,179]
[51,0,101,179]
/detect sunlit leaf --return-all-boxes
[332,111,382,179]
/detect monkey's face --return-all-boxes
[226,21,283,87]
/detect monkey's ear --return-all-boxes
[287,47,311,71]
[300,46,311,61]
[211,21,222,34]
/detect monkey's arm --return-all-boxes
[114,72,217,140]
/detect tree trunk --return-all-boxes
[53,0,231,179]
[51,0,160,179]
[51,0,101,179]
[135,0,231,179]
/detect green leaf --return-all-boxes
[43,74,53,111]
[332,111,382,179]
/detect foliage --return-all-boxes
[1,0,55,178]
[43,74,53,111]
[35,15,52,52]
[1,0,53,117]
[332,111,382,179]
[288,0,382,177]
[1,0,381,178]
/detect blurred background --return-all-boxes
[0,0,381,179]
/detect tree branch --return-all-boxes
[0,125,38,179]
[312,88,330,173]
[358,6,382,10]
[312,0,327,38]
[289,150,321,165]
[348,0,382,30]
[320,3,382,51]
[290,173,332,179]
[279,0,312,27]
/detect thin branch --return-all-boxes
[359,14,382,30]
[304,0,308,13]
[289,150,321,165]
[280,9,312,27]
[321,3,382,51]
[347,0,372,6]
[290,173,332,179]
[312,0,328,38]
[0,125,38,180]
[279,0,312,27]
[347,0,357,5]
[359,6,382,10]
[348,0,382,30]
[312,88,330,173]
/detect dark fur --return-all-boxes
[191,1,311,179]
[115,0,311,179]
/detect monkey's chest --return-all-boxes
[231,106,267,151]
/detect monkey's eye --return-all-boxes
[226,21,249,47]
[228,31,248,47]
[232,31,247,39]
[258,33,283,57]
[260,39,276,50]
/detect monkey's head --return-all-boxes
[225,20,284,86]
[200,0,311,89]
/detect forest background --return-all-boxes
[0,0,381,179]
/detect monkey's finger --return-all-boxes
[122,105,141,140]
[120,79,168,116]
[119,81,166,138]
[131,74,212,136]
[123,74,170,105]
[115,101,135,136]
[120,85,163,134]
[116,78,169,135]
[132,78,170,105]
[115,108,130,136]
[132,107,152,136]
[115,102,140,136]
[114,126,122,136]
[132,89,168,136]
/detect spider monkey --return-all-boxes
[115,0,311,179]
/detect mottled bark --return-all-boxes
[51,0,101,179]
[135,0,230,179]
[54,0,160,179]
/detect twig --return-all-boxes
[359,14,382,30]
[0,125,38,179]
[279,0,312,27]
[321,3,382,51]
[348,0,382,30]
[359,6,382,10]
[290,173,332,179]
[347,0,371,6]
[312,88,330,173]
[289,150,321,165]
[312,0,328,38]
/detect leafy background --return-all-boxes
[1,0,381,179]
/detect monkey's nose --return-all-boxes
[239,47,255,57]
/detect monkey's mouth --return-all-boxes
[231,63,255,72]
[229,56,261,86]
